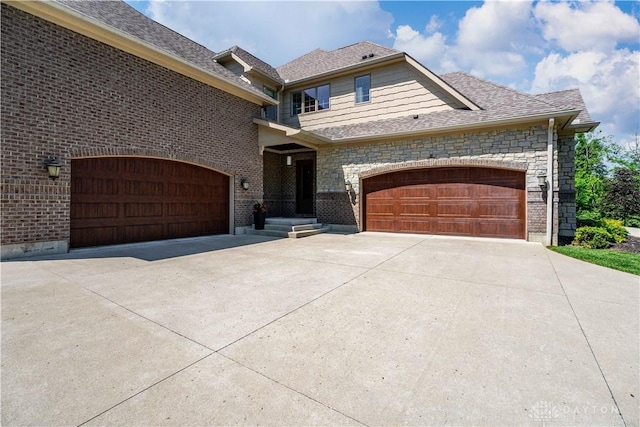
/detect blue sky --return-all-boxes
[125,1,639,147]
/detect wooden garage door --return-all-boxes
[364,167,525,239]
[71,157,229,248]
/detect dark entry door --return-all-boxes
[296,159,314,215]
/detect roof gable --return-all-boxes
[534,89,595,125]
[214,45,284,84]
[277,41,400,83]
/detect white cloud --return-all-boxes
[393,25,457,72]
[145,1,394,67]
[455,0,542,78]
[392,1,542,79]
[425,15,442,34]
[534,1,640,52]
[532,49,640,138]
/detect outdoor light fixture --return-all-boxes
[537,174,548,189]
[241,179,249,190]
[345,181,353,192]
[45,156,61,180]
[286,155,292,166]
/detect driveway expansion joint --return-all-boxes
[545,249,628,427]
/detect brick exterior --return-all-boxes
[263,151,316,218]
[1,5,262,257]
[315,124,576,242]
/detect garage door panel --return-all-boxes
[476,185,520,198]
[367,201,395,215]
[437,185,472,199]
[476,220,524,238]
[398,202,432,216]
[124,203,163,218]
[367,218,395,232]
[398,186,433,199]
[478,202,521,218]
[364,167,525,239]
[398,218,434,233]
[437,202,472,217]
[72,203,119,219]
[436,220,473,236]
[71,157,229,248]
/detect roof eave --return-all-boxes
[315,110,582,145]
[253,118,327,146]
[7,0,277,106]
[565,121,600,133]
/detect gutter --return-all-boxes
[6,0,278,107]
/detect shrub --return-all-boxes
[624,215,640,228]
[572,227,613,249]
[601,218,628,243]
[576,210,602,227]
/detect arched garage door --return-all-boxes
[363,167,525,239]
[71,157,229,248]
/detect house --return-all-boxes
[0,0,598,259]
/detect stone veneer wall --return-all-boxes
[316,124,572,243]
[1,5,262,257]
[557,132,577,244]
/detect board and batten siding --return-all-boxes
[281,62,464,130]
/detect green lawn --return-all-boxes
[549,246,640,276]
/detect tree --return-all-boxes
[574,132,614,215]
[601,168,640,222]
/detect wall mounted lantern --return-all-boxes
[240,179,249,190]
[345,181,353,192]
[537,174,548,190]
[286,155,292,166]
[45,156,61,180]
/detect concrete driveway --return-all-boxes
[1,233,638,426]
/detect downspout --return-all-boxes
[277,86,284,123]
[546,118,555,246]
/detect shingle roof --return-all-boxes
[311,72,593,141]
[535,89,595,125]
[214,46,284,84]
[56,0,266,98]
[277,41,400,83]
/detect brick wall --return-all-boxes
[316,124,573,242]
[263,151,283,217]
[1,5,262,256]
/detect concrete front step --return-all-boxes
[246,217,328,239]
[288,227,331,238]
[291,223,324,232]
[266,217,317,226]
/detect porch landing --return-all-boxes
[246,217,330,239]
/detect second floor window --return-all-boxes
[263,86,277,120]
[292,84,330,115]
[355,75,370,103]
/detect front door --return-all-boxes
[296,159,314,215]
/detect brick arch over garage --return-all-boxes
[360,159,527,239]
[70,147,234,176]
[70,155,231,248]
